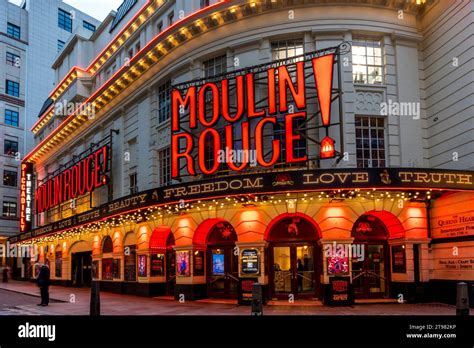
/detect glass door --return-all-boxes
[352,244,386,298]
[273,246,292,295]
[295,246,315,295]
[208,247,238,298]
[273,245,316,298]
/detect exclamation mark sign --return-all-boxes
[312,54,335,126]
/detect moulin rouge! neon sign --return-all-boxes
[171,51,338,178]
[34,145,109,215]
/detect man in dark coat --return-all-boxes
[37,264,50,306]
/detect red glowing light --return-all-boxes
[320,136,335,159]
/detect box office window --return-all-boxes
[124,245,137,281]
[355,116,386,168]
[352,39,383,84]
[3,170,17,187]
[2,201,17,217]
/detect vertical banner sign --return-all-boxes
[171,48,340,179]
[20,162,34,233]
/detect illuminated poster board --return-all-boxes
[138,255,147,277]
[150,254,165,276]
[241,249,260,275]
[193,251,204,276]
[176,251,190,276]
[212,254,225,276]
[391,245,406,273]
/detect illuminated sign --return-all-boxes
[11,168,473,243]
[34,145,109,214]
[20,162,34,233]
[171,48,340,178]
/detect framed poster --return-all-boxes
[193,251,204,276]
[176,251,190,276]
[327,276,352,306]
[124,245,136,281]
[391,245,406,273]
[102,258,113,280]
[92,260,99,280]
[212,253,225,276]
[112,259,120,279]
[150,254,165,276]
[55,251,62,278]
[327,255,349,275]
[138,255,147,277]
[241,249,260,275]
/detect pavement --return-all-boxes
[0,281,470,316]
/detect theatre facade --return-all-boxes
[9,0,474,305]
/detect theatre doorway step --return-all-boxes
[71,251,92,287]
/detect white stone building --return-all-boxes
[10,0,474,304]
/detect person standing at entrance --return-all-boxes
[297,259,304,291]
[37,264,50,306]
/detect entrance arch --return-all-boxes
[70,240,92,288]
[351,211,405,299]
[194,218,239,299]
[265,213,321,299]
[149,226,176,295]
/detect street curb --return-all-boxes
[0,286,67,303]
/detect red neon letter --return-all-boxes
[312,54,334,126]
[268,68,277,115]
[246,72,265,118]
[198,83,220,127]
[172,87,197,131]
[172,133,195,178]
[222,76,244,123]
[285,112,308,163]
[279,61,306,113]
[198,128,221,175]
[255,117,280,167]
[225,122,250,172]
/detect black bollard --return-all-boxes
[456,282,469,316]
[251,283,263,316]
[2,268,8,283]
[90,281,100,316]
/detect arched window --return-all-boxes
[102,236,113,253]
